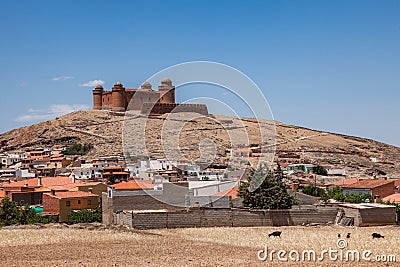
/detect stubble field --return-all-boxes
[0,225,399,266]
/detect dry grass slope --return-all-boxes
[0,110,399,177]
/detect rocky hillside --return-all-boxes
[0,110,399,178]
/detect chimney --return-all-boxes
[291,183,299,192]
[24,183,28,187]
[50,189,56,196]
[72,176,76,183]
[88,187,93,193]
[374,195,381,204]
[38,176,43,187]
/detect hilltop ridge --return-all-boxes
[0,110,399,178]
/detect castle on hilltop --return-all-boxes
[92,78,208,115]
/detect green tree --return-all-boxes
[302,185,325,197]
[66,202,102,224]
[0,197,53,226]
[312,165,328,175]
[237,164,296,209]
[108,174,117,185]
[62,143,93,155]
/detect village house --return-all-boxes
[43,191,100,222]
[103,166,130,183]
[341,179,395,199]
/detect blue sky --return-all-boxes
[0,0,399,147]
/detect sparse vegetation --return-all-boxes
[61,143,93,155]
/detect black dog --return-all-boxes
[372,233,384,239]
[268,231,282,238]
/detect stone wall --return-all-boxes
[142,103,208,115]
[111,206,339,229]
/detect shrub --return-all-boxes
[66,203,102,224]
[0,197,53,226]
[62,143,93,155]
[312,165,328,175]
[302,185,325,197]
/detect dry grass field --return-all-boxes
[0,226,399,266]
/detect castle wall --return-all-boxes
[101,92,113,110]
[141,103,208,115]
[127,90,160,111]
[93,80,204,115]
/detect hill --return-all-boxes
[0,110,399,178]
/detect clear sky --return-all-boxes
[0,0,399,147]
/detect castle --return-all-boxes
[92,78,208,115]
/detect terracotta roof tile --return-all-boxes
[111,180,153,190]
[326,178,362,187]
[382,193,400,203]
[342,179,394,189]
[213,185,239,199]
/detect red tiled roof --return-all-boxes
[326,178,362,187]
[103,166,123,170]
[1,177,74,188]
[342,179,394,189]
[0,190,6,198]
[213,185,239,199]
[111,180,153,190]
[104,172,129,175]
[382,193,400,203]
[46,191,99,199]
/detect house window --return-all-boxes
[88,199,92,205]
[66,201,70,207]
[77,200,81,204]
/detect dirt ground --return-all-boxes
[0,226,399,266]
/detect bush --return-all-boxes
[62,143,93,155]
[0,197,53,226]
[320,187,373,204]
[312,165,328,175]
[302,185,325,197]
[66,203,102,224]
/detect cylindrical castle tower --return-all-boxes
[158,78,175,104]
[112,81,126,111]
[93,84,104,110]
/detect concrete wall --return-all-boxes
[111,207,339,229]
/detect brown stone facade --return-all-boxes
[93,78,208,115]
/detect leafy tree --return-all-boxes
[66,202,102,224]
[312,165,328,175]
[302,185,325,197]
[0,197,53,226]
[108,174,117,185]
[321,187,373,204]
[237,164,296,209]
[62,143,93,155]
[344,193,373,204]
